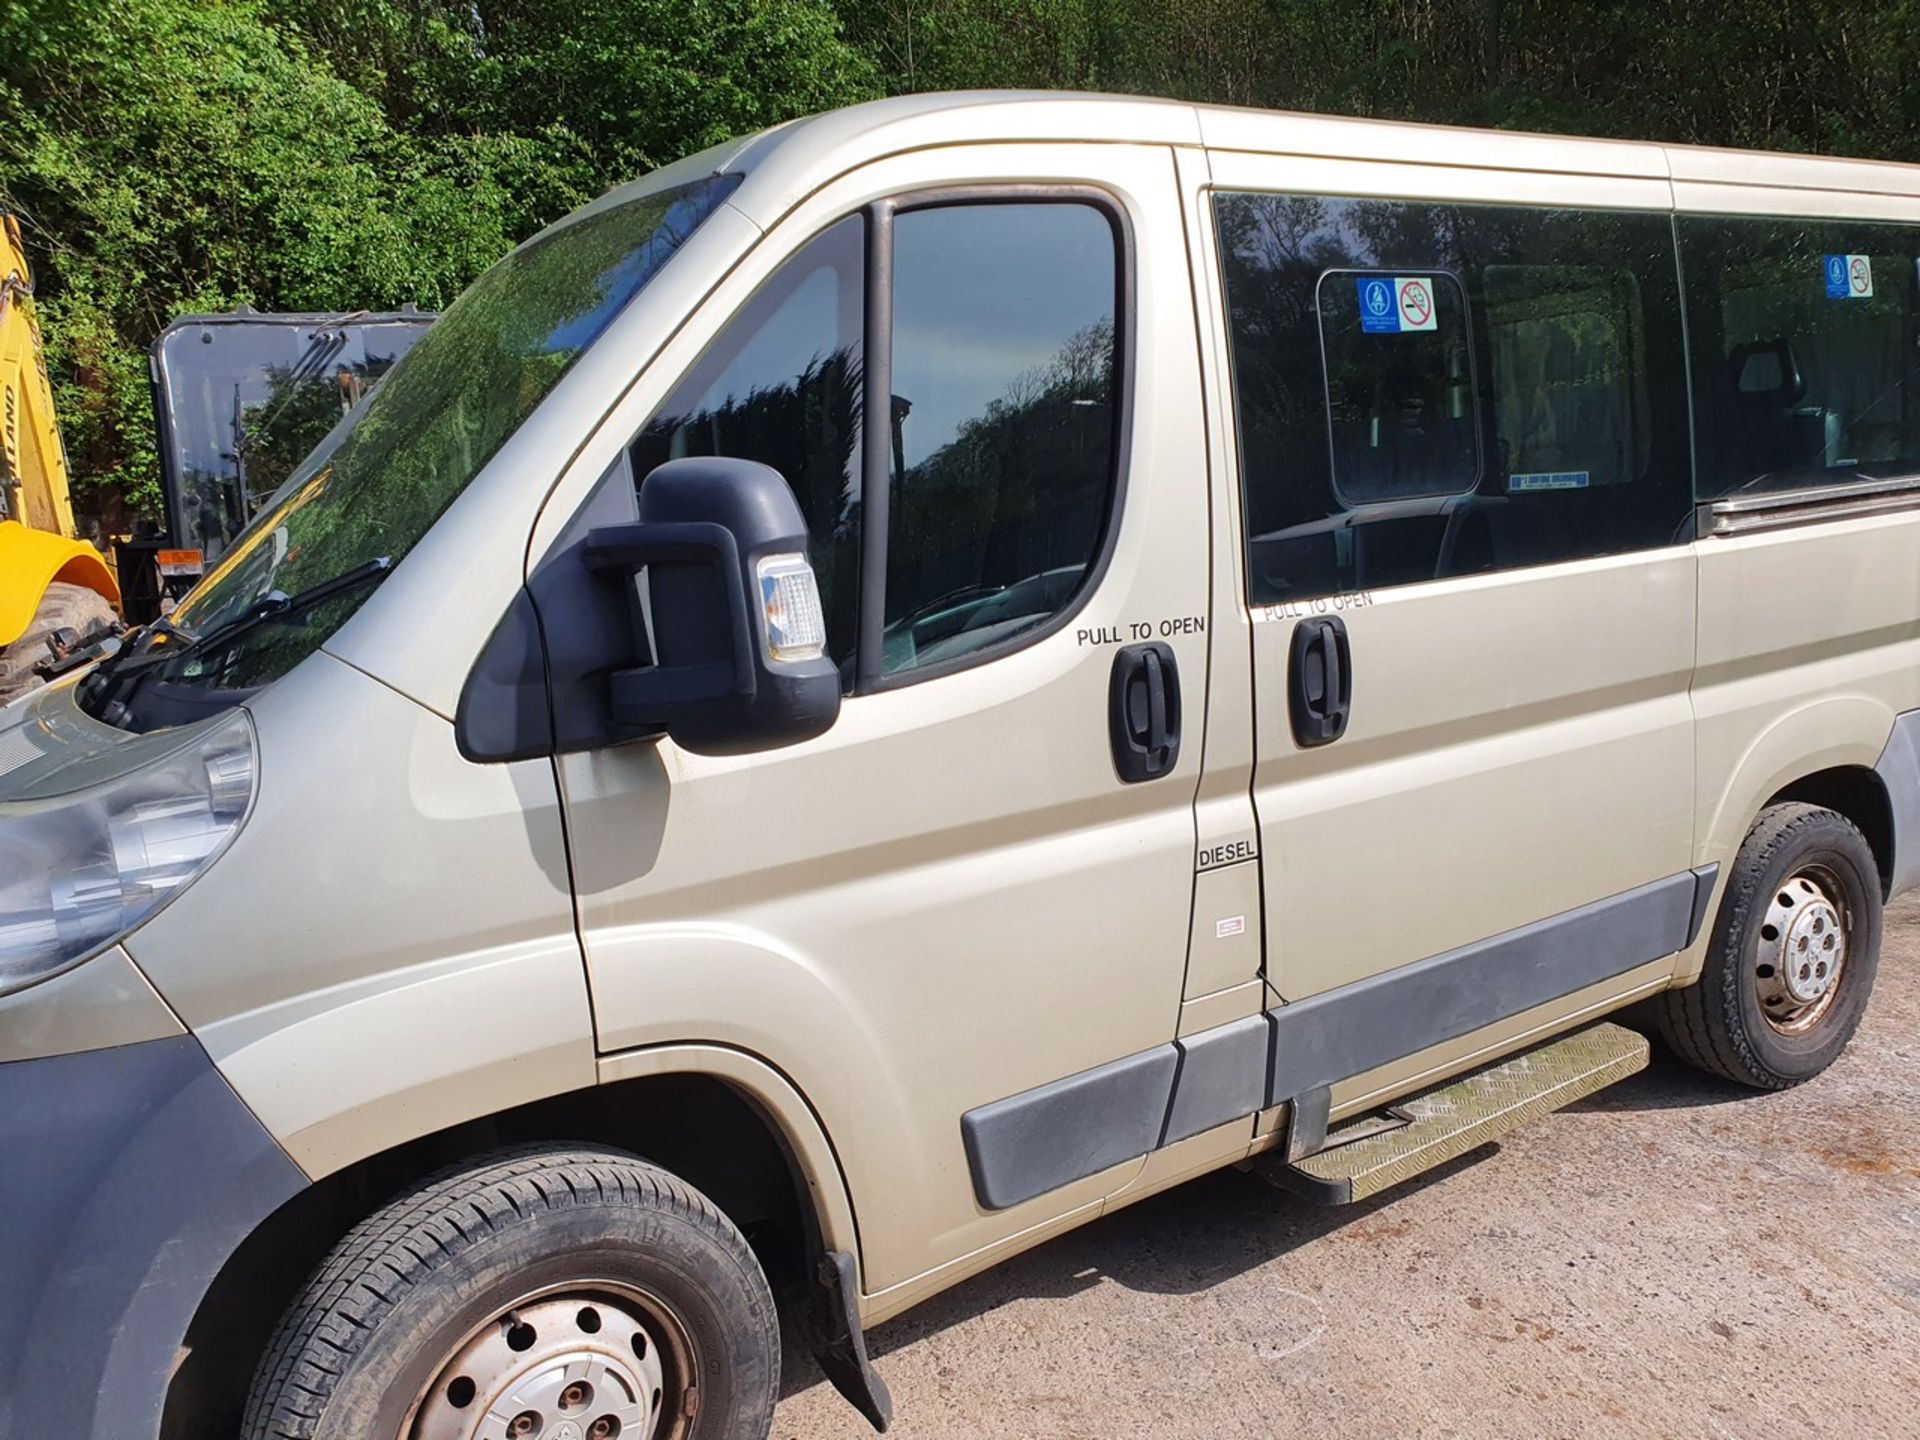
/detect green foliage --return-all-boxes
[12,0,1920,530]
[0,0,875,522]
[835,0,1920,156]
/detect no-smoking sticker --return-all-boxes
[1356,274,1440,333]
[1397,277,1437,330]
[1824,253,1874,299]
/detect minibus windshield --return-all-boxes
[88,172,741,727]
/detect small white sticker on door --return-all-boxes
[1216,915,1247,940]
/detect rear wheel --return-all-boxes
[242,1146,780,1440]
[0,580,117,705]
[1655,803,1881,1088]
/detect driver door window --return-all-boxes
[624,197,1123,686]
[629,215,866,669]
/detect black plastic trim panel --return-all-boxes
[1265,870,1695,1104]
[1876,710,1920,898]
[960,1044,1177,1211]
[1685,863,1721,947]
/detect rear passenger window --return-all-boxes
[1318,271,1478,503]
[1484,265,1651,491]
[882,202,1121,677]
[1678,216,1920,499]
[1215,194,1693,606]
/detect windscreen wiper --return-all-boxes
[80,557,391,725]
[234,323,356,470]
[170,555,392,665]
[75,612,202,709]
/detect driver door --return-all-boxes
[545,141,1211,1301]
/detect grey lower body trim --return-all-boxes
[1875,710,1920,898]
[961,1044,1177,1210]
[1161,1014,1272,1147]
[0,1033,309,1439]
[961,870,1702,1212]
[1267,871,1695,1103]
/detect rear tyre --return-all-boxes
[241,1145,780,1440]
[0,580,117,705]
[1655,803,1880,1088]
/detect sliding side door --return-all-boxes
[1202,150,1702,1120]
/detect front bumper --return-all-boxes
[0,1033,307,1438]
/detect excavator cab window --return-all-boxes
[148,312,435,581]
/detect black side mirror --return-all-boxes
[457,457,840,764]
[584,457,840,756]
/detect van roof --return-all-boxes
[694,89,1920,230]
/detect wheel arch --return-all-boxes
[159,1055,859,1439]
[1700,698,1894,875]
[1769,766,1896,896]
[0,519,119,647]
[1686,694,1900,984]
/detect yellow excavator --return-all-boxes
[1,212,434,705]
[0,212,121,702]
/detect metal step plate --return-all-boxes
[1263,1022,1650,1205]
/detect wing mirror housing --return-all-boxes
[584,457,841,756]
[457,457,840,763]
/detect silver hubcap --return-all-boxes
[1756,867,1849,1032]
[407,1287,690,1440]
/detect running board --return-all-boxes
[1256,1022,1650,1205]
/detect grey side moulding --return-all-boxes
[962,868,1705,1212]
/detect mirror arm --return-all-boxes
[584,521,758,722]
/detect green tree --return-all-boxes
[832,0,1920,160]
[15,0,1920,536]
[0,0,523,515]
[0,0,875,522]
[277,0,881,194]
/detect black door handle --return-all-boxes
[1287,616,1352,747]
[1109,642,1181,782]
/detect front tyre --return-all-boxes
[243,1146,780,1440]
[1655,803,1881,1088]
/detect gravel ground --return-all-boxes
[773,894,1920,1440]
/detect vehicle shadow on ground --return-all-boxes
[779,1037,1752,1400]
[778,1143,1494,1399]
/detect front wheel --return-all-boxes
[1655,802,1881,1088]
[243,1146,780,1440]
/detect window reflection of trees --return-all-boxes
[629,315,1118,676]
[885,316,1116,669]
[165,177,737,690]
[631,346,864,666]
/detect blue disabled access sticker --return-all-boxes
[1356,275,1438,333]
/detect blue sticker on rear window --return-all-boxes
[1355,275,1439,333]
[1824,254,1873,299]
[1509,470,1590,492]
[1357,276,1398,332]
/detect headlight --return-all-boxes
[0,710,255,996]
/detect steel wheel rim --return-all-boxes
[1755,863,1850,1034]
[402,1280,698,1440]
